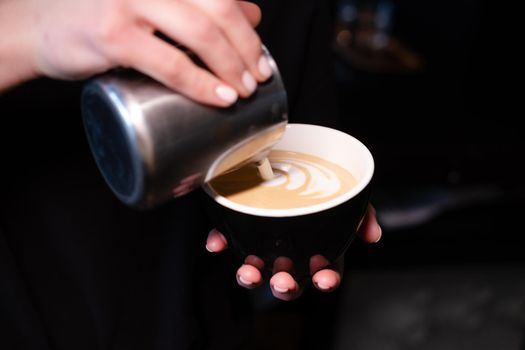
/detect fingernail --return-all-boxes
[242,71,257,94]
[239,275,254,286]
[205,244,214,253]
[258,55,273,79]
[316,282,331,291]
[215,85,238,104]
[373,224,382,243]
[273,285,289,293]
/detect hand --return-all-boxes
[1,0,270,105]
[206,204,382,301]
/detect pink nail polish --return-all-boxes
[215,85,238,104]
[316,282,331,290]
[239,275,254,286]
[258,56,273,79]
[373,224,382,243]
[242,71,257,94]
[273,285,289,293]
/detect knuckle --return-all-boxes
[191,17,216,42]
[94,18,124,47]
[93,1,129,44]
[94,22,118,46]
[164,55,188,87]
[248,35,263,56]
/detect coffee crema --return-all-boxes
[209,150,357,209]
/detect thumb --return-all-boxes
[205,229,228,253]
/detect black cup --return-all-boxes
[203,124,374,278]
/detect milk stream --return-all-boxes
[256,158,275,180]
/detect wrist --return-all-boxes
[0,0,40,92]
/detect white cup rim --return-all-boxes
[202,123,374,217]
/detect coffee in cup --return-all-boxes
[202,123,374,278]
[209,150,358,209]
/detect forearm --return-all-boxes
[0,0,39,93]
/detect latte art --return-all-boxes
[264,154,344,199]
[209,150,357,209]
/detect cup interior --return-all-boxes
[203,123,374,217]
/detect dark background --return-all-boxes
[249,0,525,349]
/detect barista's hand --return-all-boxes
[1,0,269,105]
[206,204,382,301]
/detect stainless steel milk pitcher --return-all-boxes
[81,47,288,209]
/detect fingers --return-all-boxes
[205,228,228,252]
[236,254,303,299]
[245,254,265,270]
[135,0,264,100]
[309,255,343,292]
[237,1,262,27]
[206,231,343,298]
[236,256,263,289]
[272,256,295,275]
[206,230,263,290]
[270,271,302,301]
[269,257,303,301]
[233,251,342,298]
[312,269,342,292]
[357,204,382,243]
[119,29,239,106]
[29,0,265,106]
[183,0,272,82]
[309,254,331,274]
[204,231,265,291]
